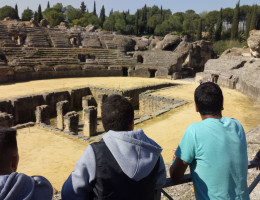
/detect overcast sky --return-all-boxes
[0,0,259,16]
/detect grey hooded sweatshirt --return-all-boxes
[0,172,53,200]
[61,128,166,200]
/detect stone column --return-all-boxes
[97,94,108,118]
[35,105,50,125]
[0,112,13,127]
[64,111,79,134]
[82,95,96,120]
[56,100,69,130]
[83,106,97,137]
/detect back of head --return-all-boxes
[0,127,17,174]
[101,95,134,132]
[194,82,223,116]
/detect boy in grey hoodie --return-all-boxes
[0,127,53,200]
[62,95,166,200]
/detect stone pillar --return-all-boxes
[35,105,50,125]
[64,111,79,134]
[82,95,96,120]
[0,112,13,127]
[97,94,108,118]
[83,106,97,137]
[56,100,69,130]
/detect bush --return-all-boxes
[213,40,247,56]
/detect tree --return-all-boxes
[0,6,16,20]
[215,8,223,41]
[47,1,50,9]
[245,7,252,37]
[100,5,106,28]
[14,4,19,19]
[34,11,38,22]
[249,5,257,31]
[80,2,86,13]
[134,11,139,35]
[231,1,240,40]
[43,3,65,27]
[93,1,97,16]
[65,5,83,23]
[196,18,202,40]
[37,4,43,23]
[22,8,33,21]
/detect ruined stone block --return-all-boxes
[64,111,79,134]
[0,100,13,114]
[56,100,69,130]
[97,94,108,118]
[0,112,13,127]
[83,106,97,137]
[35,105,50,125]
[69,87,91,110]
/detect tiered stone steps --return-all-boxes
[47,29,71,48]
[24,27,51,47]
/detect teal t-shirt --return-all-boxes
[175,117,249,200]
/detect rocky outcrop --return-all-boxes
[247,30,260,58]
[196,56,260,102]
[156,34,182,51]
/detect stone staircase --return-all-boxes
[24,27,51,47]
[47,29,71,48]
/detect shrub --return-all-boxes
[213,40,247,56]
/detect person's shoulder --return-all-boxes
[32,175,53,200]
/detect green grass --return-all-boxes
[213,40,248,56]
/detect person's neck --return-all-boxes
[201,114,222,120]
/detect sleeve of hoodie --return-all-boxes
[61,145,96,200]
[32,176,53,200]
[155,155,166,189]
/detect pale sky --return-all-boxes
[0,0,259,16]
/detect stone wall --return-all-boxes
[139,91,186,115]
[0,83,175,125]
[196,56,260,102]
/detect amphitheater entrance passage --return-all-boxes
[137,55,143,63]
[122,67,128,77]
[211,74,219,83]
[149,69,157,78]
[70,37,78,46]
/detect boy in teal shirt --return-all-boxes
[170,82,249,200]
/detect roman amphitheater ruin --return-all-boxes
[0,19,259,199]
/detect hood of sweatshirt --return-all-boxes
[103,128,162,181]
[0,172,53,200]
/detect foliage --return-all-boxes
[250,5,257,31]
[65,5,83,23]
[231,1,240,40]
[73,12,100,28]
[22,8,33,21]
[37,4,43,23]
[100,5,106,28]
[93,1,97,16]
[213,40,247,55]
[0,6,17,20]
[80,2,86,13]
[215,9,223,41]
[43,3,65,27]
[14,4,19,19]
[196,19,202,40]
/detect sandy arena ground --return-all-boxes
[0,77,172,100]
[7,77,260,190]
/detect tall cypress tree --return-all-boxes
[215,9,223,41]
[47,1,50,9]
[109,9,113,17]
[37,4,43,23]
[34,11,38,22]
[100,5,105,28]
[80,1,86,13]
[231,1,240,40]
[249,5,257,31]
[93,1,97,16]
[134,10,139,35]
[196,19,202,40]
[14,4,19,19]
[245,7,252,38]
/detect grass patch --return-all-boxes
[213,40,248,56]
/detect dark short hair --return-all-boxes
[194,82,223,116]
[101,95,134,132]
[0,127,17,172]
